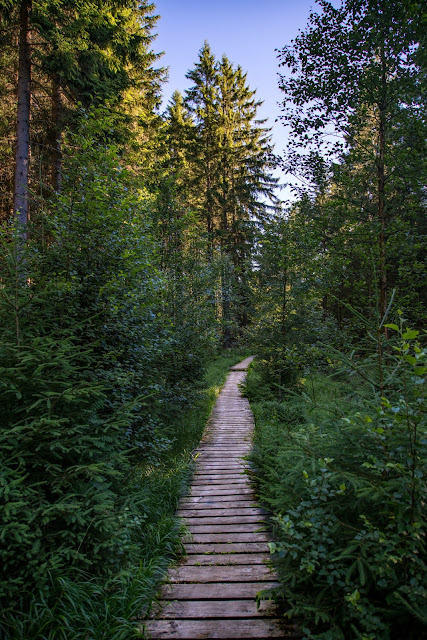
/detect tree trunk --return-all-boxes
[51,77,62,192]
[378,49,387,320]
[281,264,287,340]
[13,0,31,233]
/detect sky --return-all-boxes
[153,0,317,198]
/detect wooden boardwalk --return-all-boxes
[143,357,292,639]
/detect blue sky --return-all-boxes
[153,0,316,197]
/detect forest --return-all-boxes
[0,0,425,639]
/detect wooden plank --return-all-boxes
[183,516,263,527]
[184,543,270,554]
[206,426,253,429]
[192,476,248,482]
[141,618,286,639]
[192,473,246,480]
[191,470,248,476]
[183,553,270,566]
[191,478,251,487]
[194,460,247,465]
[180,494,257,504]
[160,581,278,600]
[191,469,249,475]
[169,564,275,582]
[194,459,247,464]
[195,460,248,465]
[194,464,247,469]
[186,523,266,534]
[190,485,252,494]
[197,449,247,453]
[194,452,250,457]
[202,444,251,449]
[193,466,249,472]
[177,507,265,517]
[189,491,253,499]
[179,500,257,510]
[195,445,249,452]
[151,598,277,619]
[186,533,269,543]
[201,442,251,447]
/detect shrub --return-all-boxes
[248,320,426,639]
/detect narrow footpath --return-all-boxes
[144,357,292,639]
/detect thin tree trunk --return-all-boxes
[51,77,62,192]
[220,183,232,347]
[13,0,31,233]
[378,49,387,320]
[281,264,287,340]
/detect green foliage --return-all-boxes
[276,0,427,326]
[0,107,245,634]
[175,41,277,345]
[248,321,426,639]
[0,114,166,603]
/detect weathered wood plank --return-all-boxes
[180,494,255,504]
[185,532,269,543]
[196,454,244,468]
[194,450,250,456]
[141,618,287,639]
[179,500,257,510]
[195,460,249,465]
[184,516,263,528]
[191,470,249,477]
[195,461,250,473]
[182,553,270,566]
[151,598,277,619]
[191,485,252,497]
[186,525,266,535]
[177,507,265,517]
[160,581,278,600]
[184,542,270,554]
[191,479,251,487]
[169,564,275,583]
[192,474,249,479]
[192,474,246,480]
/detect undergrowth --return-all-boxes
[246,323,426,640]
[0,350,246,640]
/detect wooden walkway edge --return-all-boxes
[142,357,293,639]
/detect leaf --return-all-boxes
[404,355,417,365]
[384,323,399,331]
[414,366,427,376]
[402,330,419,340]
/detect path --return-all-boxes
[143,357,293,639]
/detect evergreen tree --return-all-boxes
[0,0,163,223]
[185,41,219,256]
[184,44,277,344]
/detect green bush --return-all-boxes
[248,322,426,640]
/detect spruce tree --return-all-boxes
[185,41,220,257]
[0,0,163,222]
[184,44,277,344]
